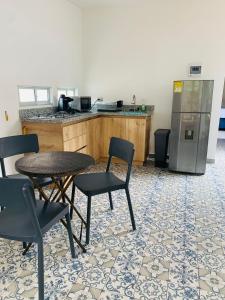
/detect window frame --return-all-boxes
[18,86,52,107]
[57,88,78,99]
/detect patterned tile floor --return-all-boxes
[1,140,225,299]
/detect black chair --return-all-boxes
[0,134,54,187]
[0,134,64,251]
[0,177,76,300]
[71,136,136,245]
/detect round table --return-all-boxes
[15,151,94,177]
[15,151,95,252]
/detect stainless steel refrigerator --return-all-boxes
[169,80,214,174]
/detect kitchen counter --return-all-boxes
[20,109,153,125]
[21,106,154,165]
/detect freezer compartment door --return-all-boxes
[172,81,203,113]
[169,113,200,173]
[172,80,214,113]
[196,113,211,174]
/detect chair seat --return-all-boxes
[74,172,125,196]
[0,200,68,242]
[8,173,54,187]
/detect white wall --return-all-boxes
[0,0,83,173]
[83,0,225,160]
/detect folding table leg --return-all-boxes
[65,213,76,258]
[108,191,113,210]
[70,183,76,219]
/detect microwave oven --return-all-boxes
[71,96,91,112]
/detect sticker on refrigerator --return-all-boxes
[174,81,183,93]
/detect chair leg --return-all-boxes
[23,242,27,249]
[70,183,75,220]
[65,213,76,258]
[125,188,136,231]
[38,239,44,300]
[86,196,92,245]
[108,191,113,210]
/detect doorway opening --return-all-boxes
[216,79,225,161]
[218,79,225,139]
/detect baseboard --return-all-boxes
[149,154,215,164]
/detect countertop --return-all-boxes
[21,109,153,126]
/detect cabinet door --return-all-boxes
[101,117,127,158]
[63,122,87,152]
[125,118,146,162]
[64,135,87,152]
[22,122,63,152]
[86,118,101,160]
[63,122,86,141]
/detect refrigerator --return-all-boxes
[169,80,214,174]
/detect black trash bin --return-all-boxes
[154,129,170,168]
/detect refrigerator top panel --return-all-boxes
[172,80,214,113]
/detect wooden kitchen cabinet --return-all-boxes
[63,121,86,141]
[100,116,150,164]
[22,123,64,152]
[125,118,149,162]
[86,117,101,161]
[101,117,127,159]
[22,121,88,153]
[63,122,87,152]
[22,115,151,165]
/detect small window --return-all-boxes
[57,88,78,99]
[67,89,75,97]
[36,88,49,102]
[18,86,51,106]
[19,88,35,103]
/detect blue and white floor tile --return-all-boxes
[2,140,225,299]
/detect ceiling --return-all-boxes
[69,0,141,8]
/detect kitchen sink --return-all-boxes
[120,111,147,116]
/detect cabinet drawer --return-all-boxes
[63,122,87,141]
[64,134,87,152]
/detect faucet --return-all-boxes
[131,95,136,111]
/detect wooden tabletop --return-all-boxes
[15,151,95,177]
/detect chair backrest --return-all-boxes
[0,134,39,177]
[107,137,135,185]
[0,177,41,239]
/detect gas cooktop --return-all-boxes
[29,111,80,120]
